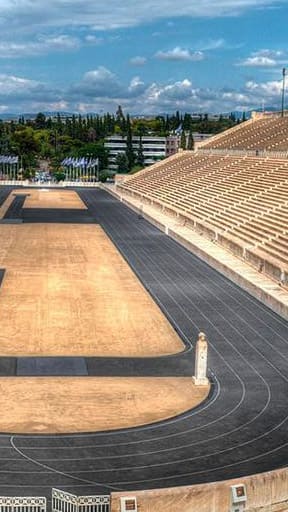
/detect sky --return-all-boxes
[0,0,287,115]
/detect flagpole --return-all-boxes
[282,67,286,117]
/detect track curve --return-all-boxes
[0,188,287,500]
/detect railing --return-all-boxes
[0,497,46,512]
[0,491,110,512]
[0,181,99,188]
[52,489,110,512]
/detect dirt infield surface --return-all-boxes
[0,188,209,436]
[0,377,209,433]
[0,189,86,218]
[0,223,184,356]
[23,188,87,209]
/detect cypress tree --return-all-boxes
[125,114,135,171]
[180,130,187,150]
[136,135,145,166]
[187,130,194,150]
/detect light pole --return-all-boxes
[96,158,99,182]
[281,67,286,117]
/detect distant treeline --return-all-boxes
[0,106,240,176]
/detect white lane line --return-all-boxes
[9,436,121,492]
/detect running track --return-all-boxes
[0,187,287,502]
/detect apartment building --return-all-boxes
[104,135,179,169]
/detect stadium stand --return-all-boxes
[117,114,288,286]
[198,113,288,152]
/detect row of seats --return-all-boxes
[118,152,288,273]
[201,116,288,151]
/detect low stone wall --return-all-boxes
[246,249,286,285]
[218,233,245,259]
[111,467,288,512]
[195,220,217,240]
[263,259,283,284]
[0,180,27,186]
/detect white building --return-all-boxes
[104,135,179,170]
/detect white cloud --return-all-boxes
[0,68,285,115]
[222,91,251,103]
[128,77,147,96]
[71,67,124,98]
[0,0,285,34]
[84,35,103,45]
[242,56,277,67]
[70,67,148,101]
[155,47,204,62]
[238,49,286,67]
[129,56,147,66]
[0,34,80,58]
[0,74,40,95]
[245,79,282,96]
[0,73,61,110]
[198,38,226,51]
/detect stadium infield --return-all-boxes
[0,377,209,434]
[0,189,86,218]
[0,223,183,356]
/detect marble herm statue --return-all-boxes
[193,332,209,386]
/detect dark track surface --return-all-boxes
[22,208,96,224]
[0,187,287,500]
[4,195,28,220]
[0,355,194,377]
[0,269,4,287]
[0,186,14,207]
[17,358,88,376]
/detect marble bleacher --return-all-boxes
[200,115,288,152]
[118,150,288,285]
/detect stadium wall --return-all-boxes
[110,467,288,512]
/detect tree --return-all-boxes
[56,113,64,135]
[87,127,97,142]
[34,112,46,130]
[53,171,66,182]
[12,127,40,154]
[116,105,126,133]
[125,114,135,171]
[99,171,109,183]
[34,129,52,158]
[180,131,187,150]
[175,110,181,127]
[134,121,147,137]
[187,131,194,150]
[115,152,129,173]
[11,127,40,169]
[182,113,191,131]
[136,136,145,166]
[77,142,109,170]
[116,105,124,123]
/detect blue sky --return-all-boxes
[0,0,287,115]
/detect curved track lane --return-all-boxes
[0,188,287,500]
